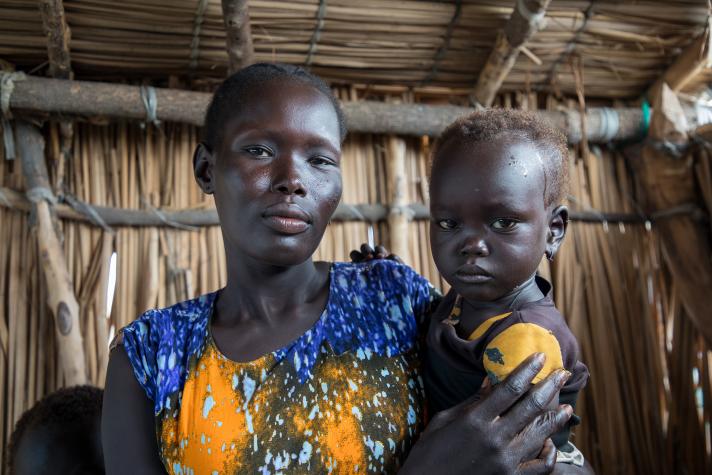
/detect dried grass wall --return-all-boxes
[0,101,710,473]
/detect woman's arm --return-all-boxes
[400,353,572,475]
[102,346,166,475]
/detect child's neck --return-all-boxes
[457,274,544,337]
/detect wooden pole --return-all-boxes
[39,0,74,195]
[221,0,254,74]
[648,18,711,105]
[471,0,551,107]
[386,136,411,264]
[0,185,698,227]
[38,0,72,80]
[15,120,87,386]
[4,75,670,143]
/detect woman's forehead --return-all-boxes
[221,80,341,147]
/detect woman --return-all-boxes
[102,63,572,474]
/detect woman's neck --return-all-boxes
[215,247,330,328]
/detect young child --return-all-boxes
[424,109,589,464]
[7,385,104,475]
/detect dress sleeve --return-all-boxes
[482,322,564,385]
[119,311,160,404]
[400,264,441,327]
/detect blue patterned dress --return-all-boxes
[119,261,437,474]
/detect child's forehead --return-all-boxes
[431,137,548,209]
[435,138,545,182]
[437,133,539,162]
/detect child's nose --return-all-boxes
[459,237,490,257]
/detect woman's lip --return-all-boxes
[263,203,312,223]
[262,215,310,235]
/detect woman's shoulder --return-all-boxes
[330,260,431,297]
[119,292,217,345]
[322,261,437,357]
[115,292,217,411]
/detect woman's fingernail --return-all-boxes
[556,369,571,385]
[560,404,573,417]
[534,352,546,364]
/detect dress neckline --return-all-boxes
[205,264,335,365]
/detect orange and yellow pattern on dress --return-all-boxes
[121,262,436,475]
[159,339,424,474]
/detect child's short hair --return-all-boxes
[203,62,347,151]
[432,109,569,207]
[7,385,104,473]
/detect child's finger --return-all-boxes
[386,254,404,264]
[360,243,375,258]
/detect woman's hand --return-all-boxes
[350,243,403,264]
[400,353,572,475]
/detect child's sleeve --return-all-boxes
[482,322,565,385]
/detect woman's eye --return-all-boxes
[437,219,458,230]
[310,156,335,167]
[244,146,272,158]
[491,218,518,230]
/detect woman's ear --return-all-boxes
[193,142,215,194]
[545,205,569,259]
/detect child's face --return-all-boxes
[430,136,562,302]
[12,422,104,475]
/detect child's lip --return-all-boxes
[454,265,492,283]
[454,272,492,284]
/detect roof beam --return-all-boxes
[648,17,712,104]
[221,0,254,74]
[39,0,72,79]
[471,0,551,107]
[7,75,708,143]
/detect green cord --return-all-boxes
[640,99,651,138]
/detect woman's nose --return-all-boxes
[460,235,490,257]
[270,156,306,197]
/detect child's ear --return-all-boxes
[193,142,215,194]
[546,205,569,259]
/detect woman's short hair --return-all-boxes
[203,62,347,151]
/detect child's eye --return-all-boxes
[437,219,458,230]
[491,218,519,231]
[243,145,272,158]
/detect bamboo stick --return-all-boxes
[386,135,410,264]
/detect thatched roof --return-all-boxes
[1,0,709,99]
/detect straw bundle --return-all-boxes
[0,0,708,99]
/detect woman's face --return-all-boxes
[196,79,343,267]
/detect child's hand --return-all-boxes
[349,243,403,264]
